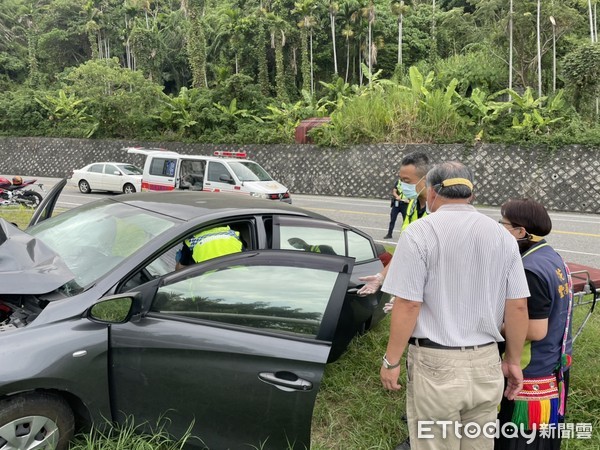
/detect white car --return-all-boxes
[69,162,143,194]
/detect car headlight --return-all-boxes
[250,192,269,199]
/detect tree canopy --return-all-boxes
[0,0,598,145]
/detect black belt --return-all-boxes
[408,337,495,350]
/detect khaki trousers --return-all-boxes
[406,342,503,450]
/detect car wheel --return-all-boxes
[123,183,136,194]
[78,180,91,194]
[0,392,74,450]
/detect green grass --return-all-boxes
[69,415,201,450]
[0,205,66,229]
[311,297,600,449]
[0,205,36,228]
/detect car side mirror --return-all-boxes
[88,296,135,324]
[114,171,122,176]
[219,174,235,184]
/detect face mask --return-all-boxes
[401,182,418,199]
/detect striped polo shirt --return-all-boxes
[382,203,530,347]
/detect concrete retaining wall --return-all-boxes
[0,137,598,213]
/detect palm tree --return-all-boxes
[588,0,595,42]
[508,0,513,105]
[390,0,409,68]
[536,0,542,98]
[339,0,359,83]
[185,0,208,89]
[18,0,48,84]
[430,0,437,62]
[211,6,242,74]
[362,0,375,82]
[293,0,317,95]
[329,1,339,75]
[254,7,270,96]
[266,12,289,101]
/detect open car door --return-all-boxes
[28,178,67,227]
[109,250,354,449]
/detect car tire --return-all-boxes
[123,183,136,194]
[0,392,75,450]
[79,180,91,194]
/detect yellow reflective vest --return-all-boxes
[186,226,242,263]
[401,199,428,231]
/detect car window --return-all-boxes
[228,161,272,182]
[119,220,256,292]
[280,225,344,256]
[89,164,103,173]
[151,264,338,338]
[207,161,230,182]
[347,230,376,262]
[117,164,143,175]
[104,164,118,175]
[150,158,177,177]
[274,217,376,264]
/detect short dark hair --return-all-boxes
[500,199,552,236]
[401,152,430,177]
[426,161,473,199]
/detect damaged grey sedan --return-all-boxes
[0,179,389,450]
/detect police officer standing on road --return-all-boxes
[384,172,409,240]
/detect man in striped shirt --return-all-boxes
[380,161,530,450]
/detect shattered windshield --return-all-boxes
[27,201,179,288]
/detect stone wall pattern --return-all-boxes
[0,137,598,213]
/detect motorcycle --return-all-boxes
[0,176,44,209]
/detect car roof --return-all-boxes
[110,191,330,222]
[82,162,139,166]
[175,155,253,163]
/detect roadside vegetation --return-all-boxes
[0,205,36,229]
[0,0,599,147]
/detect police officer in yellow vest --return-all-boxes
[176,225,243,270]
[384,176,409,239]
[358,151,430,296]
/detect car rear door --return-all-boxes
[103,163,121,192]
[86,163,105,190]
[108,250,354,450]
[271,215,389,360]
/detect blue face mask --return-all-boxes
[401,182,418,199]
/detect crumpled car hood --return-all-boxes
[0,219,75,294]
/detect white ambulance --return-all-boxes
[125,147,292,203]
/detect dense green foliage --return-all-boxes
[0,0,599,145]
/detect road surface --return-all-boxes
[5,176,600,269]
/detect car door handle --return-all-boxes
[258,371,313,392]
